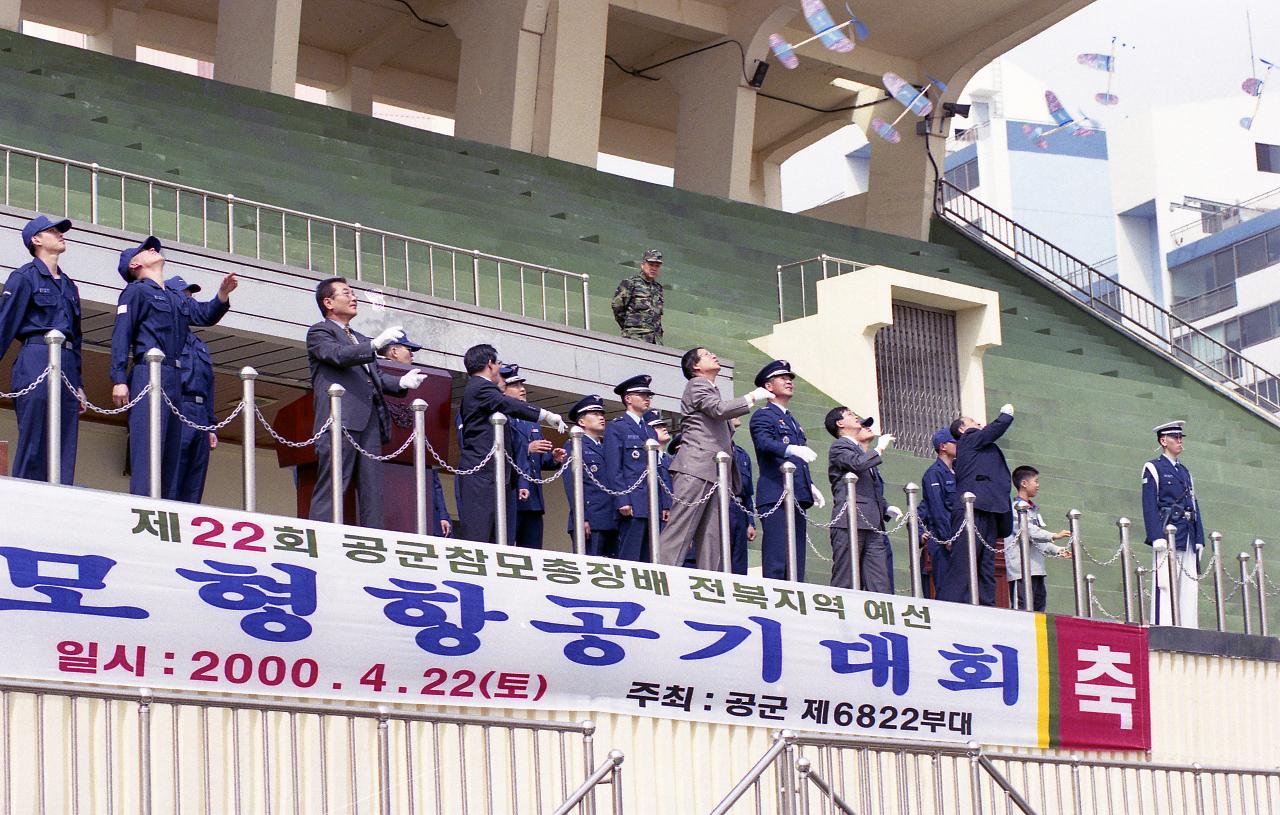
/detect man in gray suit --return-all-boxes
[659,347,772,570]
[826,406,899,592]
[307,276,426,528]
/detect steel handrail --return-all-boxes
[775,254,871,322]
[551,751,625,815]
[934,178,1280,418]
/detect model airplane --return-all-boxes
[1077,36,1128,106]
[769,0,868,70]
[1241,58,1275,130]
[1022,90,1097,149]
[869,72,947,143]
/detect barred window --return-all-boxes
[874,303,962,457]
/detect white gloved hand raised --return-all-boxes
[886,505,903,520]
[398,368,426,390]
[785,444,818,464]
[371,325,405,350]
[810,485,826,509]
[1000,403,1015,416]
[744,386,772,406]
[874,433,895,454]
[539,408,568,434]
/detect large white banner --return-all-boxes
[0,479,1150,750]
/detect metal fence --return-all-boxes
[0,677,619,815]
[775,255,870,323]
[0,142,592,329]
[934,179,1280,418]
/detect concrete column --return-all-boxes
[666,44,757,201]
[213,0,302,95]
[530,0,607,166]
[0,0,19,31]
[864,127,939,241]
[329,64,374,115]
[88,5,140,59]
[445,0,544,152]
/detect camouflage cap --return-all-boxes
[641,249,663,263]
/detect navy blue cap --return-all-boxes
[569,394,606,423]
[499,363,525,384]
[754,359,795,388]
[644,409,669,428]
[931,428,953,450]
[613,374,653,397]
[1153,420,1186,438]
[164,275,201,294]
[117,236,162,282]
[21,215,71,253]
[395,336,425,353]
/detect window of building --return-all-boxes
[945,158,980,192]
[1169,255,1217,302]
[874,302,961,457]
[1236,234,1270,276]
[1258,143,1280,174]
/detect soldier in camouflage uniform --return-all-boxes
[612,249,665,344]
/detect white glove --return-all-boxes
[398,368,426,390]
[744,386,772,406]
[1000,403,1014,416]
[810,485,826,509]
[371,325,405,350]
[874,433,895,454]
[540,408,568,433]
[785,444,818,464]
[886,505,903,520]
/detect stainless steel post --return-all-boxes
[1165,524,1181,627]
[328,384,345,526]
[1254,539,1268,636]
[1016,503,1033,612]
[1069,509,1086,616]
[962,492,979,605]
[645,439,661,565]
[146,348,165,499]
[240,367,257,512]
[609,750,624,815]
[1085,575,1097,619]
[412,400,428,535]
[1117,518,1136,624]
[1212,532,1226,632]
[44,330,64,485]
[905,482,923,597]
[1239,552,1253,634]
[846,473,860,590]
[782,462,798,581]
[1135,566,1148,626]
[139,689,153,815]
[570,426,586,556]
[377,713,391,815]
[491,413,508,546]
[716,452,733,573]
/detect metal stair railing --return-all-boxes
[933,178,1280,423]
[0,142,591,330]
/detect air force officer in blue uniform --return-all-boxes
[0,215,82,483]
[1142,420,1204,627]
[504,364,565,549]
[110,237,237,498]
[563,395,616,556]
[605,374,659,561]
[166,276,216,503]
[750,360,823,581]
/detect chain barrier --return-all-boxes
[584,465,650,500]
[255,406,332,449]
[797,501,850,530]
[658,475,720,508]
[504,449,571,486]
[1080,539,1125,568]
[160,389,245,433]
[1089,593,1123,623]
[1,365,52,400]
[419,430,496,477]
[63,372,151,415]
[342,426,418,462]
[733,493,791,522]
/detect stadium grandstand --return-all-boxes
[0,1,1276,813]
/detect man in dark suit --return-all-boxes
[825,407,898,592]
[456,344,567,544]
[307,276,424,528]
[938,403,1015,606]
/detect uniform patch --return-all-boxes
[117,304,128,314]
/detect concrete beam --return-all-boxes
[213,0,302,96]
[531,0,608,165]
[87,3,142,59]
[0,0,19,31]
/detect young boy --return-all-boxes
[1006,465,1072,611]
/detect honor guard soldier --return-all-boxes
[750,360,823,582]
[826,408,897,592]
[110,237,238,499]
[563,395,618,556]
[605,374,659,561]
[611,249,665,344]
[165,276,216,503]
[729,417,756,575]
[504,364,566,549]
[456,344,566,544]
[919,428,958,597]
[1142,420,1204,627]
[0,215,82,484]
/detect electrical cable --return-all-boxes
[757,92,889,114]
[390,0,448,28]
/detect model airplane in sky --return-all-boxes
[1078,36,1129,106]
[769,0,868,70]
[1241,58,1275,130]
[1022,90,1098,149]
[869,72,947,143]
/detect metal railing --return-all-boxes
[0,677,617,815]
[775,255,870,322]
[934,179,1280,418]
[1169,183,1280,246]
[0,142,592,329]
[1171,282,1238,323]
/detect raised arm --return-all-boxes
[688,379,751,421]
[306,322,376,370]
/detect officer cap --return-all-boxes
[931,428,953,450]
[613,374,654,397]
[117,235,163,282]
[1153,420,1186,438]
[644,409,669,428]
[569,394,606,423]
[641,249,663,264]
[21,214,71,254]
[753,359,795,388]
[164,275,201,294]
[499,363,525,384]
